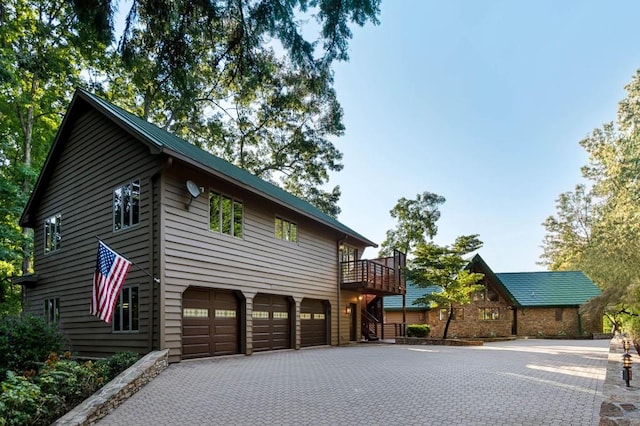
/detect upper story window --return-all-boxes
[473,284,499,302]
[340,245,358,263]
[210,191,243,238]
[275,217,297,243]
[114,179,140,231]
[44,214,61,253]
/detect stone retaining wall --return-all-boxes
[52,349,169,426]
[395,337,483,346]
[600,338,640,425]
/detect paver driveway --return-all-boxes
[98,339,609,426]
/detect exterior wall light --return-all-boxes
[346,306,352,315]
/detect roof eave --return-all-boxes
[159,146,377,248]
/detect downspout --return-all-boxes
[337,235,347,346]
[148,157,171,351]
[148,172,156,352]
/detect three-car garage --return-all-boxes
[182,287,330,359]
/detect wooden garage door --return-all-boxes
[252,294,291,352]
[182,288,239,359]
[301,298,328,347]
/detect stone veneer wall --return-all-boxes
[424,298,513,338]
[600,338,640,425]
[52,349,169,426]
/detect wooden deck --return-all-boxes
[340,260,404,295]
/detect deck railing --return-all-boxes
[340,260,401,294]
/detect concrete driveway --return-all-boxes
[97,339,609,425]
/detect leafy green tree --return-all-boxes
[379,191,446,256]
[539,184,595,271]
[541,70,640,338]
[79,0,381,216]
[0,0,107,291]
[409,235,484,339]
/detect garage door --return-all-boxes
[300,298,328,347]
[252,294,291,352]
[182,288,239,359]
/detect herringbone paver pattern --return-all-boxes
[98,339,608,425]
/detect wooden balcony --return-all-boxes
[340,259,404,295]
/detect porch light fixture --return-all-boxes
[346,306,352,315]
[185,180,202,209]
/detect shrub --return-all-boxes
[406,324,430,338]
[0,371,60,426]
[36,353,106,410]
[95,351,139,381]
[0,315,65,381]
[0,350,140,425]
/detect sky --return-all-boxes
[325,0,640,272]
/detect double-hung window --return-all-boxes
[209,191,243,238]
[44,215,61,253]
[114,179,140,231]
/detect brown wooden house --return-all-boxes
[384,254,602,339]
[17,89,405,362]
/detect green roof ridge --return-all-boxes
[77,88,375,246]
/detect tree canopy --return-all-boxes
[541,70,640,337]
[381,192,484,339]
[379,191,446,256]
[0,0,381,311]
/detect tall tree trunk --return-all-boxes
[19,78,37,275]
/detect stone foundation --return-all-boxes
[395,337,483,346]
[52,349,169,426]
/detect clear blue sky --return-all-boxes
[328,0,640,272]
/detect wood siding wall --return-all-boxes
[24,109,162,357]
[160,167,362,360]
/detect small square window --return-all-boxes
[478,307,499,320]
[275,217,297,243]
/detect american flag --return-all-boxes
[91,241,132,323]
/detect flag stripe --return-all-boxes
[91,241,132,323]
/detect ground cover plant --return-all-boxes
[0,314,139,425]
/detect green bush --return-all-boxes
[95,351,139,381]
[406,324,430,338]
[0,315,65,381]
[0,371,60,426]
[0,349,140,425]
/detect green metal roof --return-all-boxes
[74,88,375,246]
[494,270,601,307]
[384,255,602,311]
[384,281,441,311]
